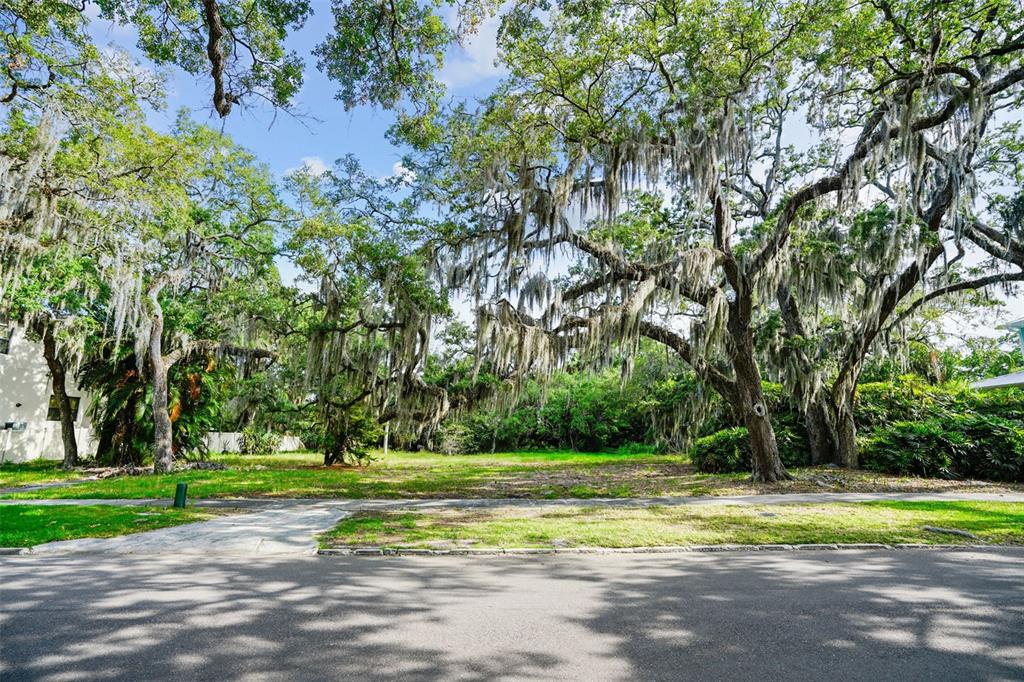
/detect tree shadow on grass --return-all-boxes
[2,548,1023,680]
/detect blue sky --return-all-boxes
[86,1,507,181]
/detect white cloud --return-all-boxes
[391,161,416,184]
[285,156,330,177]
[439,13,508,91]
[84,1,136,38]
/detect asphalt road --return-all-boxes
[2,549,1023,681]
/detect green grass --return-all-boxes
[0,460,83,489]
[4,449,1020,501]
[1,449,686,500]
[0,504,220,547]
[319,501,1024,549]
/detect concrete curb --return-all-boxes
[317,543,1002,557]
[0,547,30,555]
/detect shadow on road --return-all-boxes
[2,548,1022,680]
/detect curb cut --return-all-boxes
[317,543,999,557]
[0,547,30,555]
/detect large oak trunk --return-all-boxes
[802,397,838,466]
[834,402,858,469]
[831,373,860,469]
[42,326,79,470]
[149,298,175,474]
[733,339,790,483]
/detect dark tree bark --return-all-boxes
[731,333,790,482]
[41,324,78,470]
[801,397,838,466]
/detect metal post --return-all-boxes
[173,482,188,508]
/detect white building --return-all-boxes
[0,322,97,464]
[971,318,1024,390]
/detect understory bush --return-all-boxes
[238,427,283,456]
[861,414,1024,482]
[689,426,811,474]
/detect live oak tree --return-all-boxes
[281,158,448,465]
[404,0,1024,481]
[766,0,1024,467]
[0,29,179,468]
[132,117,283,472]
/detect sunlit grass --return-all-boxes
[0,448,682,500]
[0,460,82,488]
[3,448,1020,501]
[0,504,221,547]
[320,501,1024,549]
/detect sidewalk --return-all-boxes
[6,491,1024,556]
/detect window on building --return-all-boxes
[0,323,10,354]
[46,395,81,422]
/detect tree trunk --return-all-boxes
[41,325,78,470]
[149,293,175,474]
[834,399,858,469]
[800,392,850,466]
[95,417,116,466]
[835,409,857,468]
[733,339,791,482]
[830,371,860,469]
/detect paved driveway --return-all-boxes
[2,548,1023,680]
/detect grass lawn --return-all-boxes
[0,504,222,547]
[319,501,1024,549]
[0,460,84,489]
[3,449,1022,501]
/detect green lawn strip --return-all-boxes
[0,504,222,547]
[3,450,1018,501]
[1,450,680,500]
[318,501,1024,549]
[0,461,84,489]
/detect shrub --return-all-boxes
[950,415,1024,482]
[435,421,474,455]
[855,377,1024,427]
[690,427,749,473]
[861,414,1024,482]
[690,426,811,474]
[859,420,962,478]
[238,427,282,456]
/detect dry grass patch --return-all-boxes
[319,501,1024,549]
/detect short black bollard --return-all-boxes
[173,482,188,508]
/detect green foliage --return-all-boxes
[689,426,810,474]
[80,351,231,465]
[855,377,1024,428]
[314,0,451,110]
[96,0,311,114]
[861,338,1024,385]
[239,427,283,456]
[689,427,750,474]
[859,421,961,479]
[862,415,1024,482]
[301,404,382,465]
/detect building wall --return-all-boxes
[0,325,96,464]
[0,326,305,463]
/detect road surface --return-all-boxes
[2,548,1023,680]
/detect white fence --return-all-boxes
[204,432,306,454]
[0,428,305,463]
